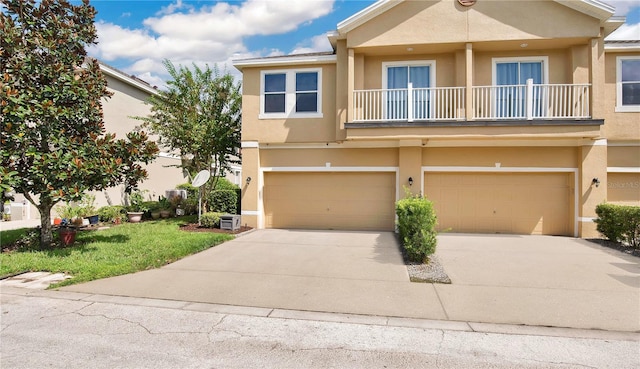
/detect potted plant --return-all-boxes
[78,194,99,225]
[159,196,172,218]
[126,190,149,223]
[98,205,125,225]
[57,218,77,246]
[56,203,83,226]
[148,201,161,220]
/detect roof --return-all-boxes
[605,39,640,52]
[98,61,159,96]
[233,51,336,70]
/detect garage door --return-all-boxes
[424,172,572,236]
[264,172,396,231]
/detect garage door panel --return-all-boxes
[425,172,571,236]
[264,172,395,231]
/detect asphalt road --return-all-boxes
[1,289,638,369]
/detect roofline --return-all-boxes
[605,41,640,52]
[233,54,337,71]
[336,0,616,35]
[98,63,159,96]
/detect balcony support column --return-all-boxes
[465,43,473,121]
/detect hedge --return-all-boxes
[200,212,223,228]
[396,193,438,262]
[594,203,640,249]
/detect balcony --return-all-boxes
[351,81,591,124]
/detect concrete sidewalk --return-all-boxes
[59,230,640,332]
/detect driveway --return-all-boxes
[60,230,640,332]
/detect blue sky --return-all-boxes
[84,0,640,87]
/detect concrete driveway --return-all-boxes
[60,230,640,332]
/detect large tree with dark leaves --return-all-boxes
[0,0,159,248]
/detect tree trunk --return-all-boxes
[38,199,54,249]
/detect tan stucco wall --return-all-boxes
[260,148,399,167]
[347,0,599,49]
[96,75,187,208]
[422,147,578,168]
[602,52,640,140]
[241,63,337,144]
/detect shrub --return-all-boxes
[595,203,640,249]
[97,205,126,223]
[201,212,223,228]
[396,193,438,263]
[209,190,237,214]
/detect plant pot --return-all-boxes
[72,217,84,226]
[127,212,144,223]
[160,210,171,218]
[113,217,122,225]
[151,211,160,220]
[87,214,99,225]
[53,217,62,226]
[58,228,76,246]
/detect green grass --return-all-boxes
[0,216,233,288]
[0,228,30,246]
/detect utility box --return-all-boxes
[220,215,241,231]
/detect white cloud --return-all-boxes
[290,33,333,55]
[606,0,639,16]
[91,0,335,85]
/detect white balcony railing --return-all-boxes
[352,81,591,123]
[472,81,591,120]
[353,85,466,122]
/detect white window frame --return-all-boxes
[381,60,436,121]
[491,56,549,86]
[616,56,640,113]
[491,56,549,119]
[259,68,323,119]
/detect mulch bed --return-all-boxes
[179,223,253,235]
[586,238,640,258]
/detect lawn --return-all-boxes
[0,216,234,288]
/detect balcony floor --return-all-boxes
[345,118,604,129]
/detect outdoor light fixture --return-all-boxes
[408,177,414,186]
[592,178,600,187]
[246,177,252,185]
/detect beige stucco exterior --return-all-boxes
[235,0,639,238]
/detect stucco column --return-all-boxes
[240,142,260,229]
[465,43,474,121]
[579,139,607,238]
[347,48,355,124]
[399,142,422,198]
[590,35,605,119]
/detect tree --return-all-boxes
[135,60,241,211]
[0,0,159,248]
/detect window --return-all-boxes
[617,56,640,112]
[382,61,435,120]
[492,57,548,118]
[260,69,322,119]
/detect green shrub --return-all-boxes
[595,203,640,249]
[396,193,438,263]
[97,205,126,223]
[209,190,237,214]
[201,212,223,228]
[177,183,198,200]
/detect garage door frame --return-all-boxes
[259,166,399,229]
[422,166,578,237]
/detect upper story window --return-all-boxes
[260,68,322,119]
[617,56,640,112]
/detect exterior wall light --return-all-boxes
[246,177,252,185]
[592,178,600,187]
[408,177,413,186]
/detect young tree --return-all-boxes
[135,60,241,210]
[0,0,159,248]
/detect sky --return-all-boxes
[81,0,640,88]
